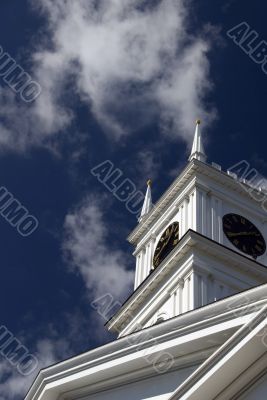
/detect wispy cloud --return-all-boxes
[0,0,217,152]
[0,336,69,399]
[0,309,107,399]
[0,193,132,399]
[62,194,134,300]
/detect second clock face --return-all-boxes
[223,213,266,259]
[153,222,179,269]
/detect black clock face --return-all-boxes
[153,222,179,269]
[223,213,266,259]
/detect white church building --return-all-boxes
[26,121,267,400]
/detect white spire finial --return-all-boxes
[189,119,207,163]
[139,180,152,222]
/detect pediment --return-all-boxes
[168,305,267,400]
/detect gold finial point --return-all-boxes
[196,119,201,125]
[147,179,152,187]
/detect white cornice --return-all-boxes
[127,161,197,245]
[107,230,267,334]
[127,160,267,245]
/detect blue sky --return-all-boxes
[0,0,267,398]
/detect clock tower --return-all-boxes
[26,120,267,400]
[107,121,267,337]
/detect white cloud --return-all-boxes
[0,0,216,151]
[62,195,134,300]
[0,336,68,399]
[0,309,113,399]
[0,194,133,398]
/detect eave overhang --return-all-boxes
[25,283,267,400]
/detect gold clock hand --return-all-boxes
[228,232,260,237]
[154,239,168,263]
[155,236,171,259]
[154,226,175,264]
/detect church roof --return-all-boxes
[25,282,267,400]
[169,304,267,399]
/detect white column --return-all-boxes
[201,273,208,306]
[180,205,184,236]
[191,192,196,231]
[143,247,148,282]
[182,278,187,313]
[217,198,223,244]
[177,279,184,315]
[211,195,216,241]
[185,196,189,233]
[207,274,215,303]
[173,291,177,316]
[134,253,141,289]
[195,190,201,233]
[202,191,207,236]
[168,288,177,317]
[211,195,222,242]
[188,274,193,310]
[197,189,208,236]
[150,235,156,271]
[192,272,200,309]
[145,243,152,278]
[206,192,212,239]
[138,247,145,286]
[183,276,191,312]
[187,195,192,231]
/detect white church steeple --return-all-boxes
[108,122,267,338]
[139,179,152,222]
[189,119,207,163]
